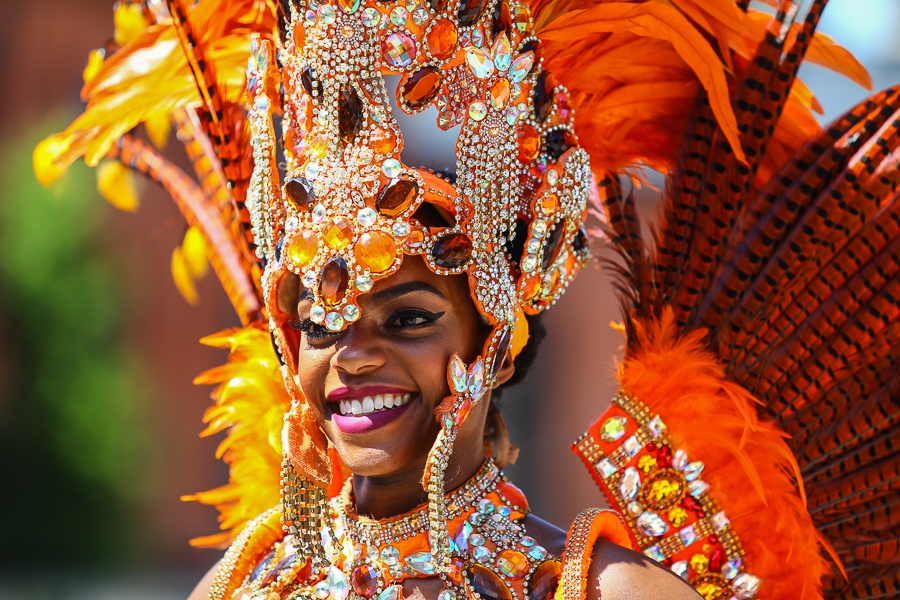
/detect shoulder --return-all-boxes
[188,560,220,600]
[586,539,701,600]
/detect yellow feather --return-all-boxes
[96,160,139,212]
[171,246,200,305]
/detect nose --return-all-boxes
[330,322,387,375]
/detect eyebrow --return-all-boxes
[370,280,446,303]
[297,280,445,303]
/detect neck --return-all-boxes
[351,443,487,519]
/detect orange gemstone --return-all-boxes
[285,230,319,268]
[354,231,397,273]
[323,217,354,249]
[292,21,306,48]
[402,67,442,109]
[404,227,426,252]
[490,79,510,110]
[522,276,540,300]
[426,18,458,60]
[539,193,558,215]
[517,124,541,163]
[446,558,465,585]
[320,257,349,306]
[306,133,328,158]
[370,128,397,154]
[496,549,529,578]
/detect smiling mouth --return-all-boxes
[334,392,414,417]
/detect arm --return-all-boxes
[587,539,701,600]
[187,560,220,600]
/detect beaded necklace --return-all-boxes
[241,460,562,600]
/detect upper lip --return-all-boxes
[326,385,416,402]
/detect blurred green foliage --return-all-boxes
[0,121,156,566]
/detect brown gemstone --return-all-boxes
[490,328,511,379]
[300,66,320,100]
[338,86,363,145]
[572,225,589,253]
[401,67,442,109]
[529,560,561,600]
[492,1,511,38]
[544,128,577,162]
[426,19,458,60]
[431,232,473,269]
[457,0,490,27]
[467,564,512,600]
[276,271,301,317]
[426,0,448,10]
[319,257,349,307]
[354,231,397,273]
[533,70,557,122]
[350,564,378,598]
[517,124,541,163]
[283,176,315,212]
[541,220,565,270]
[376,178,419,217]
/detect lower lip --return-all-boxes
[331,401,413,434]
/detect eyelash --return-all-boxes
[290,309,445,341]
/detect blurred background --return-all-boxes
[0,1,898,598]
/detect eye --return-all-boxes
[385,309,445,330]
[292,318,336,341]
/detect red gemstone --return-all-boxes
[467,564,513,600]
[683,495,703,513]
[709,548,725,571]
[431,232,473,269]
[351,564,379,598]
[320,257,349,307]
[656,445,672,468]
[529,560,560,600]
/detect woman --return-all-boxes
[35,0,899,598]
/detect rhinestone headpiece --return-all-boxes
[247,0,591,367]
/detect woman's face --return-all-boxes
[292,256,488,479]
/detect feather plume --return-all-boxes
[182,325,289,548]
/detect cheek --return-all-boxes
[294,347,332,400]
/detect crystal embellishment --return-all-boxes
[382,32,417,68]
[619,467,641,500]
[636,511,669,537]
[467,47,495,79]
[327,565,350,600]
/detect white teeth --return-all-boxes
[336,393,413,416]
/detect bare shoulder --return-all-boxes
[187,560,220,600]
[586,539,701,600]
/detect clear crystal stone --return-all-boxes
[673,449,688,470]
[466,47,495,79]
[342,304,360,322]
[619,466,641,500]
[355,274,373,292]
[357,207,377,227]
[636,511,669,537]
[450,356,468,392]
[327,565,350,600]
[732,573,761,598]
[671,560,689,580]
[492,33,511,71]
[310,304,326,323]
[380,545,400,566]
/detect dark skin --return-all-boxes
[191,257,699,600]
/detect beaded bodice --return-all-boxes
[234,460,563,600]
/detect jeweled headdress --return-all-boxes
[37,0,900,598]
